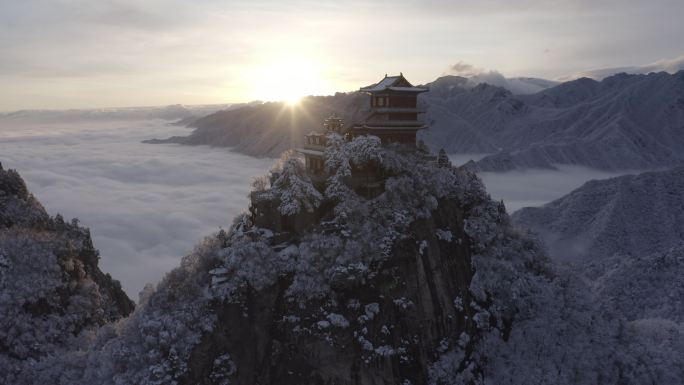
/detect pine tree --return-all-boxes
[437,148,451,168]
[272,157,323,215]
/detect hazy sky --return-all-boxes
[1,0,683,110]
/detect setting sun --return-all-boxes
[245,55,331,104]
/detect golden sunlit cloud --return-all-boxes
[243,54,333,104]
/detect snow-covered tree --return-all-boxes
[437,149,451,168]
[270,156,323,216]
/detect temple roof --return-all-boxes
[360,73,428,93]
[297,148,325,156]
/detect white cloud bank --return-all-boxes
[0,120,641,298]
[478,166,630,213]
[563,53,684,80]
[447,154,629,213]
[0,116,273,298]
[446,61,559,95]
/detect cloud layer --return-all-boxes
[447,154,626,213]
[0,116,272,298]
[0,118,634,298]
[446,62,559,95]
[565,54,684,80]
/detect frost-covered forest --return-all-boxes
[511,167,684,379]
[2,137,683,384]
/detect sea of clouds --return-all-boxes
[447,154,628,213]
[0,117,630,299]
[0,115,273,299]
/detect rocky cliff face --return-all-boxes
[0,163,134,368]
[182,199,483,385]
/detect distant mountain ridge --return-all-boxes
[460,73,559,95]
[145,93,370,157]
[0,104,237,123]
[144,74,557,158]
[431,71,684,171]
[146,71,684,171]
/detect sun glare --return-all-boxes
[246,56,329,105]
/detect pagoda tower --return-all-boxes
[299,114,344,175]
[352,73,428,145]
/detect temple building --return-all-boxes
[351,73,428,145]
[256,74,430,232]
[298,73,428,176]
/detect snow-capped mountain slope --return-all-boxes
[586,247,684,322]
[0,164,134,366]
[152,71,684,171]
[145,93,369,157]
[143,74,556,159]
[512,167,684,347]
[462,71,684,171]
[464,73,559,95]
[512,167,684,262]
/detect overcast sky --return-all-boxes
[1,0,683,111]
